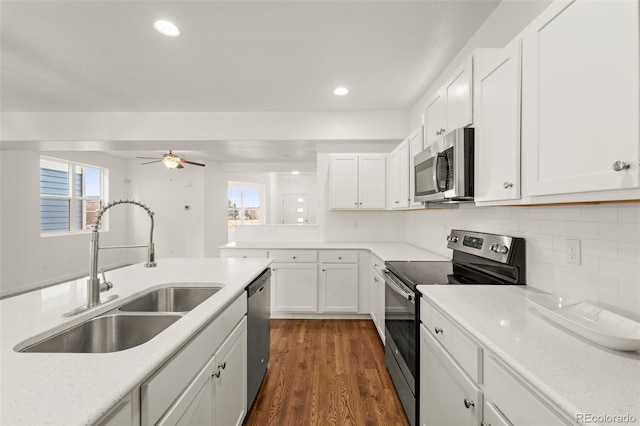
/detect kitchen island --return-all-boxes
[0,258,272,426]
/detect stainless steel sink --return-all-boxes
[118,287,221,313]
[21,314,180,353]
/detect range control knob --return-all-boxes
[490,244,509,254]
[446,235,459,243]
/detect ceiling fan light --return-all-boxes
[162,157,180,169]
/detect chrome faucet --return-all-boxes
[63,199,157,317]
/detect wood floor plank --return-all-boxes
[244,319,410,426]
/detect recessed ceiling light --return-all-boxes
[334,87,349,96]
[292,171,300,175]
[154,20,180,37]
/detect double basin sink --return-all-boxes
[21,287,221,354]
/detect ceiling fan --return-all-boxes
[137,151,206,169]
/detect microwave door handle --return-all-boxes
[432,153,440,192]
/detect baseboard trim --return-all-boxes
[271,313,372,320]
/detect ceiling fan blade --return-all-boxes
[136,157,162,160]
[177,163,185,169]
[181,159,206,167]
[140,160,163,165]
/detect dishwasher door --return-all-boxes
[246,269,271,410]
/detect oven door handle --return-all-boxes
[383,269,415,303]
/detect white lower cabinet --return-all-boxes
[370,255,385,343]
[420,296,572,426]
[141,294,247,426]
[318,263,358,313]
[158,317,247,426]
[420,324,483,426]
[271,263,318,313]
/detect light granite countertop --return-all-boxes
[220,241,448,262]
[417,285,640,425]
[0,258,272,426]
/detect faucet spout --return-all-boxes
[87,199,157,308]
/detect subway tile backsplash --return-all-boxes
[405,203,640,318]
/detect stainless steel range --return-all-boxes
[383,229,526,426]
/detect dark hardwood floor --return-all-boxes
[244,319,410,426]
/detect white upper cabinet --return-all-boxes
[424,55,474,151]
[330,154,386,209]
[445,56,474,131]
[408,126,424,208]
[474,39,522,203]
[389,139,410,209]
[522,0,639,196]
[424,91,446,148]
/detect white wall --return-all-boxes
[127,160,206,261]
[405,204,640,318]
[409,0,552,128]
[0,151,130,296]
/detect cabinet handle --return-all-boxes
[395,201,400,204]
[213,368,221,378]
[463,398,475,409]
[220,361,226,370]
[338,256,342,260]
[503,182,513,189]
[292,256,296,259]
[242,255,247,258]
[322,269,326,272]
[374,277,379,283]
[434,327,443,334]
[612,161,630,171]
[359,202,363,205]
[355,202,359,205]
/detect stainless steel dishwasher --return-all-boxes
[246,268,271,410]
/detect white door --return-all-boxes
[271,263,318,312]
[212,318,247,426]
[330,154,359,208]
[420,325,483,426]
[408,126,424,207]
[358,154,387,209]
[424,91,446,148]
[445,56,474,130]
[282,194,308,224]
[522,0,639,196]
[474,40,522,202]
[318,263,358,313]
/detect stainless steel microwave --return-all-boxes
[414,128,474,203]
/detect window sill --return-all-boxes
[40,229,109,238]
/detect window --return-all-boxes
[40,157,107,234]
[227,182,264,231]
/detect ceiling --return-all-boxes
[1,0,500,113]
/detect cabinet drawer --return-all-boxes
[421,298,482,382]
[485,354,570,425]
[318,250,358,263]
[370,254,385,277]
[141,293,247,426]
[268,250,317,263]
[220,249,268,259]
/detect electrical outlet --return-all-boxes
[567,239,581,265]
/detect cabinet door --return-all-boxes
[389,145,402,208]
[424,91,446,148]
[271,263,318,312]
[212,318,247,426]
[318,263,358,312]
[474,40,522,202]
[483,401,512,426]
[408,126,424,207]
[358,154,387,209]
[522,0,639,195]
[420,325,482,426]
[330,154,359,209]
[375,271,385,343]
[370,270,379,326]
[445,56,474,130]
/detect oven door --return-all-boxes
[383,269,417,390]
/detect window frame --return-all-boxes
[227,181,265,229]
[40,156,109,236]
